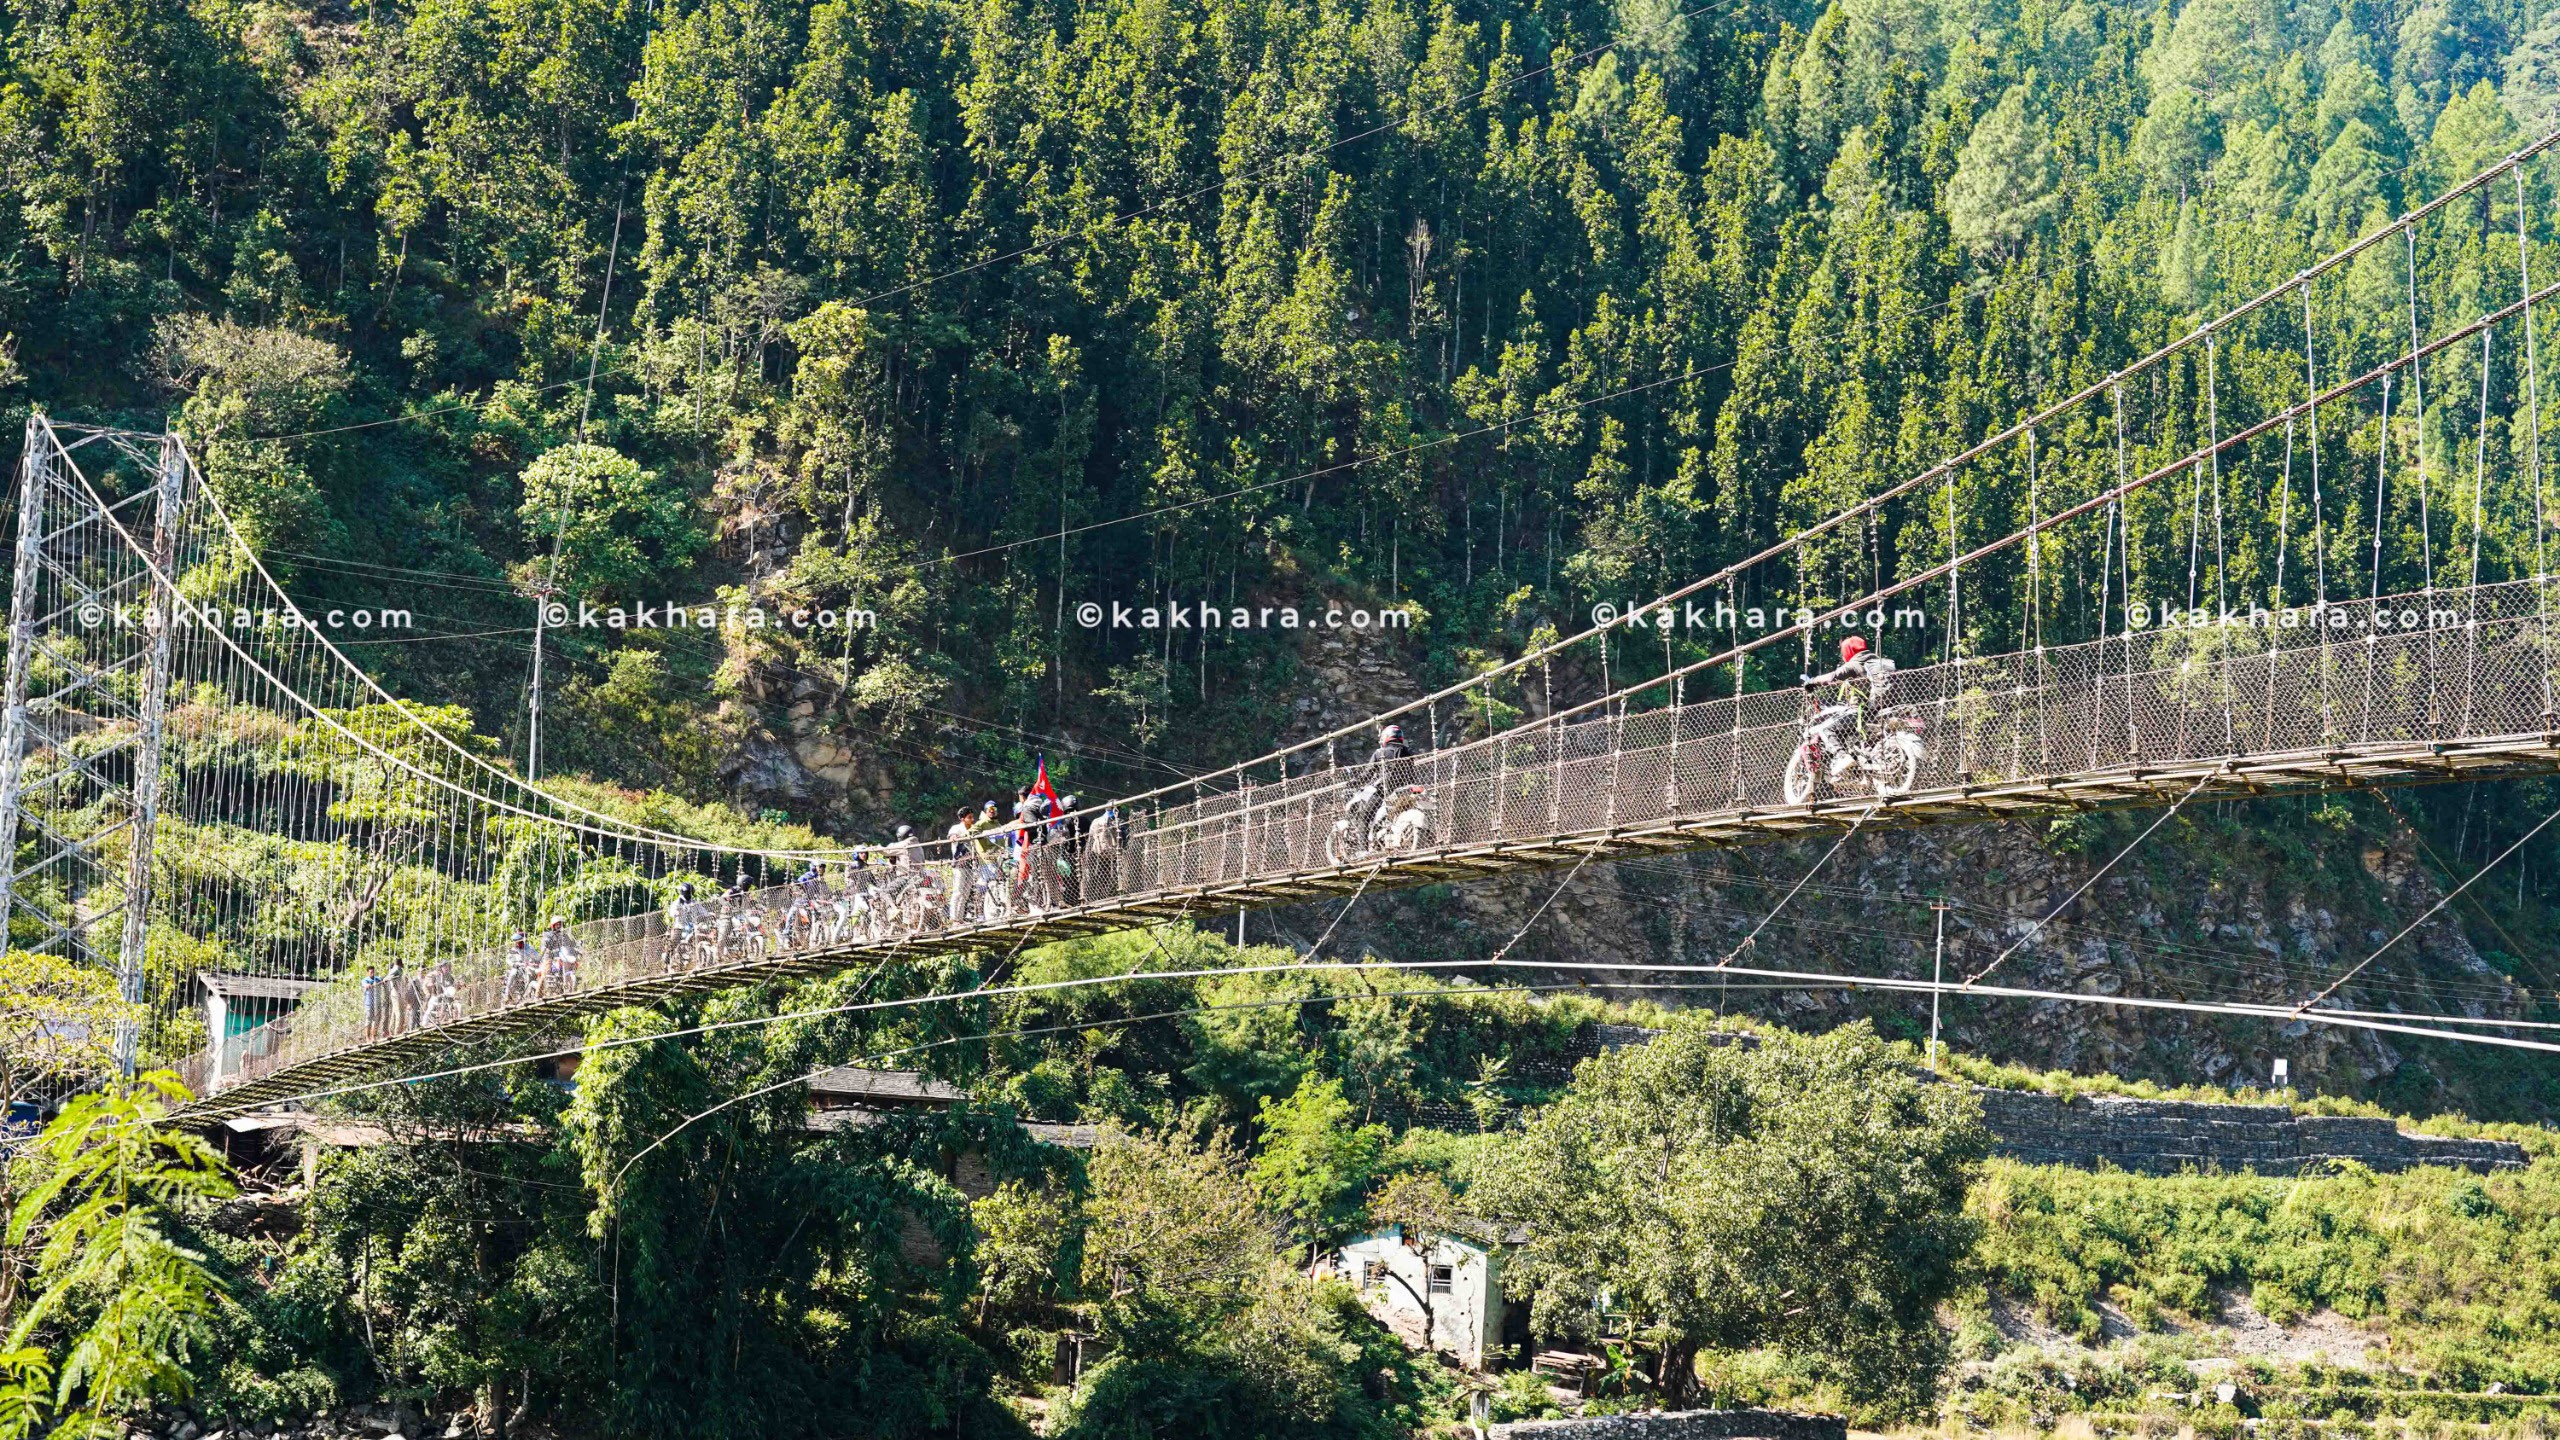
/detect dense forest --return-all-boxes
[18,0,2560,811]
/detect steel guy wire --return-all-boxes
[1964,772,2217,989]
[218,951,2560,1122]
[1564,850,2530,1012]
[1716,801,1882,967]
[2296,795,2560,1015]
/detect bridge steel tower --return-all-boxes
[0,419,190,1074]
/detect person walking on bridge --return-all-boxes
[945,808,978,922]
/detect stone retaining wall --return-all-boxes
[1976,1088,2526,1175]
[1490,1407,1847,1440]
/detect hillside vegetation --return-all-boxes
[14,0,2560,1090]
[13,929,2560,1437]
[15,0,2560,799]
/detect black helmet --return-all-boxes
[678,882,696,900]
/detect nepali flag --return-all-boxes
[1032,755,1061,811]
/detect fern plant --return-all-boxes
[1,1071,235,1439]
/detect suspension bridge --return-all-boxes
[16,136,2560,1122]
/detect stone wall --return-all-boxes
[1395,1025,2529,1174]
[1490,1407,1847,1440]
[1975,1087,2526,1175]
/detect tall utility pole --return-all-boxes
[1928,900,1949,1070]
[521,577,557,781]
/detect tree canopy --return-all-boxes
[1474,1017,1987,1413]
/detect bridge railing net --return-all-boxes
[188,575,2558,1098]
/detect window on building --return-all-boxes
[1362,1260,1390,1287]
[1427,1264,1454,1295]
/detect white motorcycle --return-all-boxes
[1783,699,1926,804]
[1325,782,1436,864]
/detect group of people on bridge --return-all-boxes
[649,766,1135,972]
[346,661,1926,1042]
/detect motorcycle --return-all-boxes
[1782,698,1926,804]
[974,861,1016,923]
[1324,782,1436,864]
[780,892,830,950]
[716,901,773,961]
[660,914,719,973]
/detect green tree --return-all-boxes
[1474,1018,1986,1415]
[1082,1128,1273,1355]
[517,443,708,602]
[2,1073,235,1439]
[1065,1128,1402,1440]
[2506,9,2560,138]
[1248,1076,1388,1253]
[159,317,352,557]
[0,953,136,1120]
[0,952,142,1330]
[1946,86,2059,261]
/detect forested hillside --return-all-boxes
[13,0,2560,1094]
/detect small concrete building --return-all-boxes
[1326,1224,1518,1370]
[200,972,322,1086]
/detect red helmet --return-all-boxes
[1840,635,1870,663]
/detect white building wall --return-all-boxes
[1329,1227,1503,1369]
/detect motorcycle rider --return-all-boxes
[502,930,539,1004]
[878,824,922,923]
[1346,723,1415,842]
[1054,794,1084,904]
[718,876,760,953]
[1369,723,1414,785]
[666,881,712,968]
[791,863,832,943]
[1801,635,1895,770]
[540,915,583,994]
[1013,785,1054,909]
